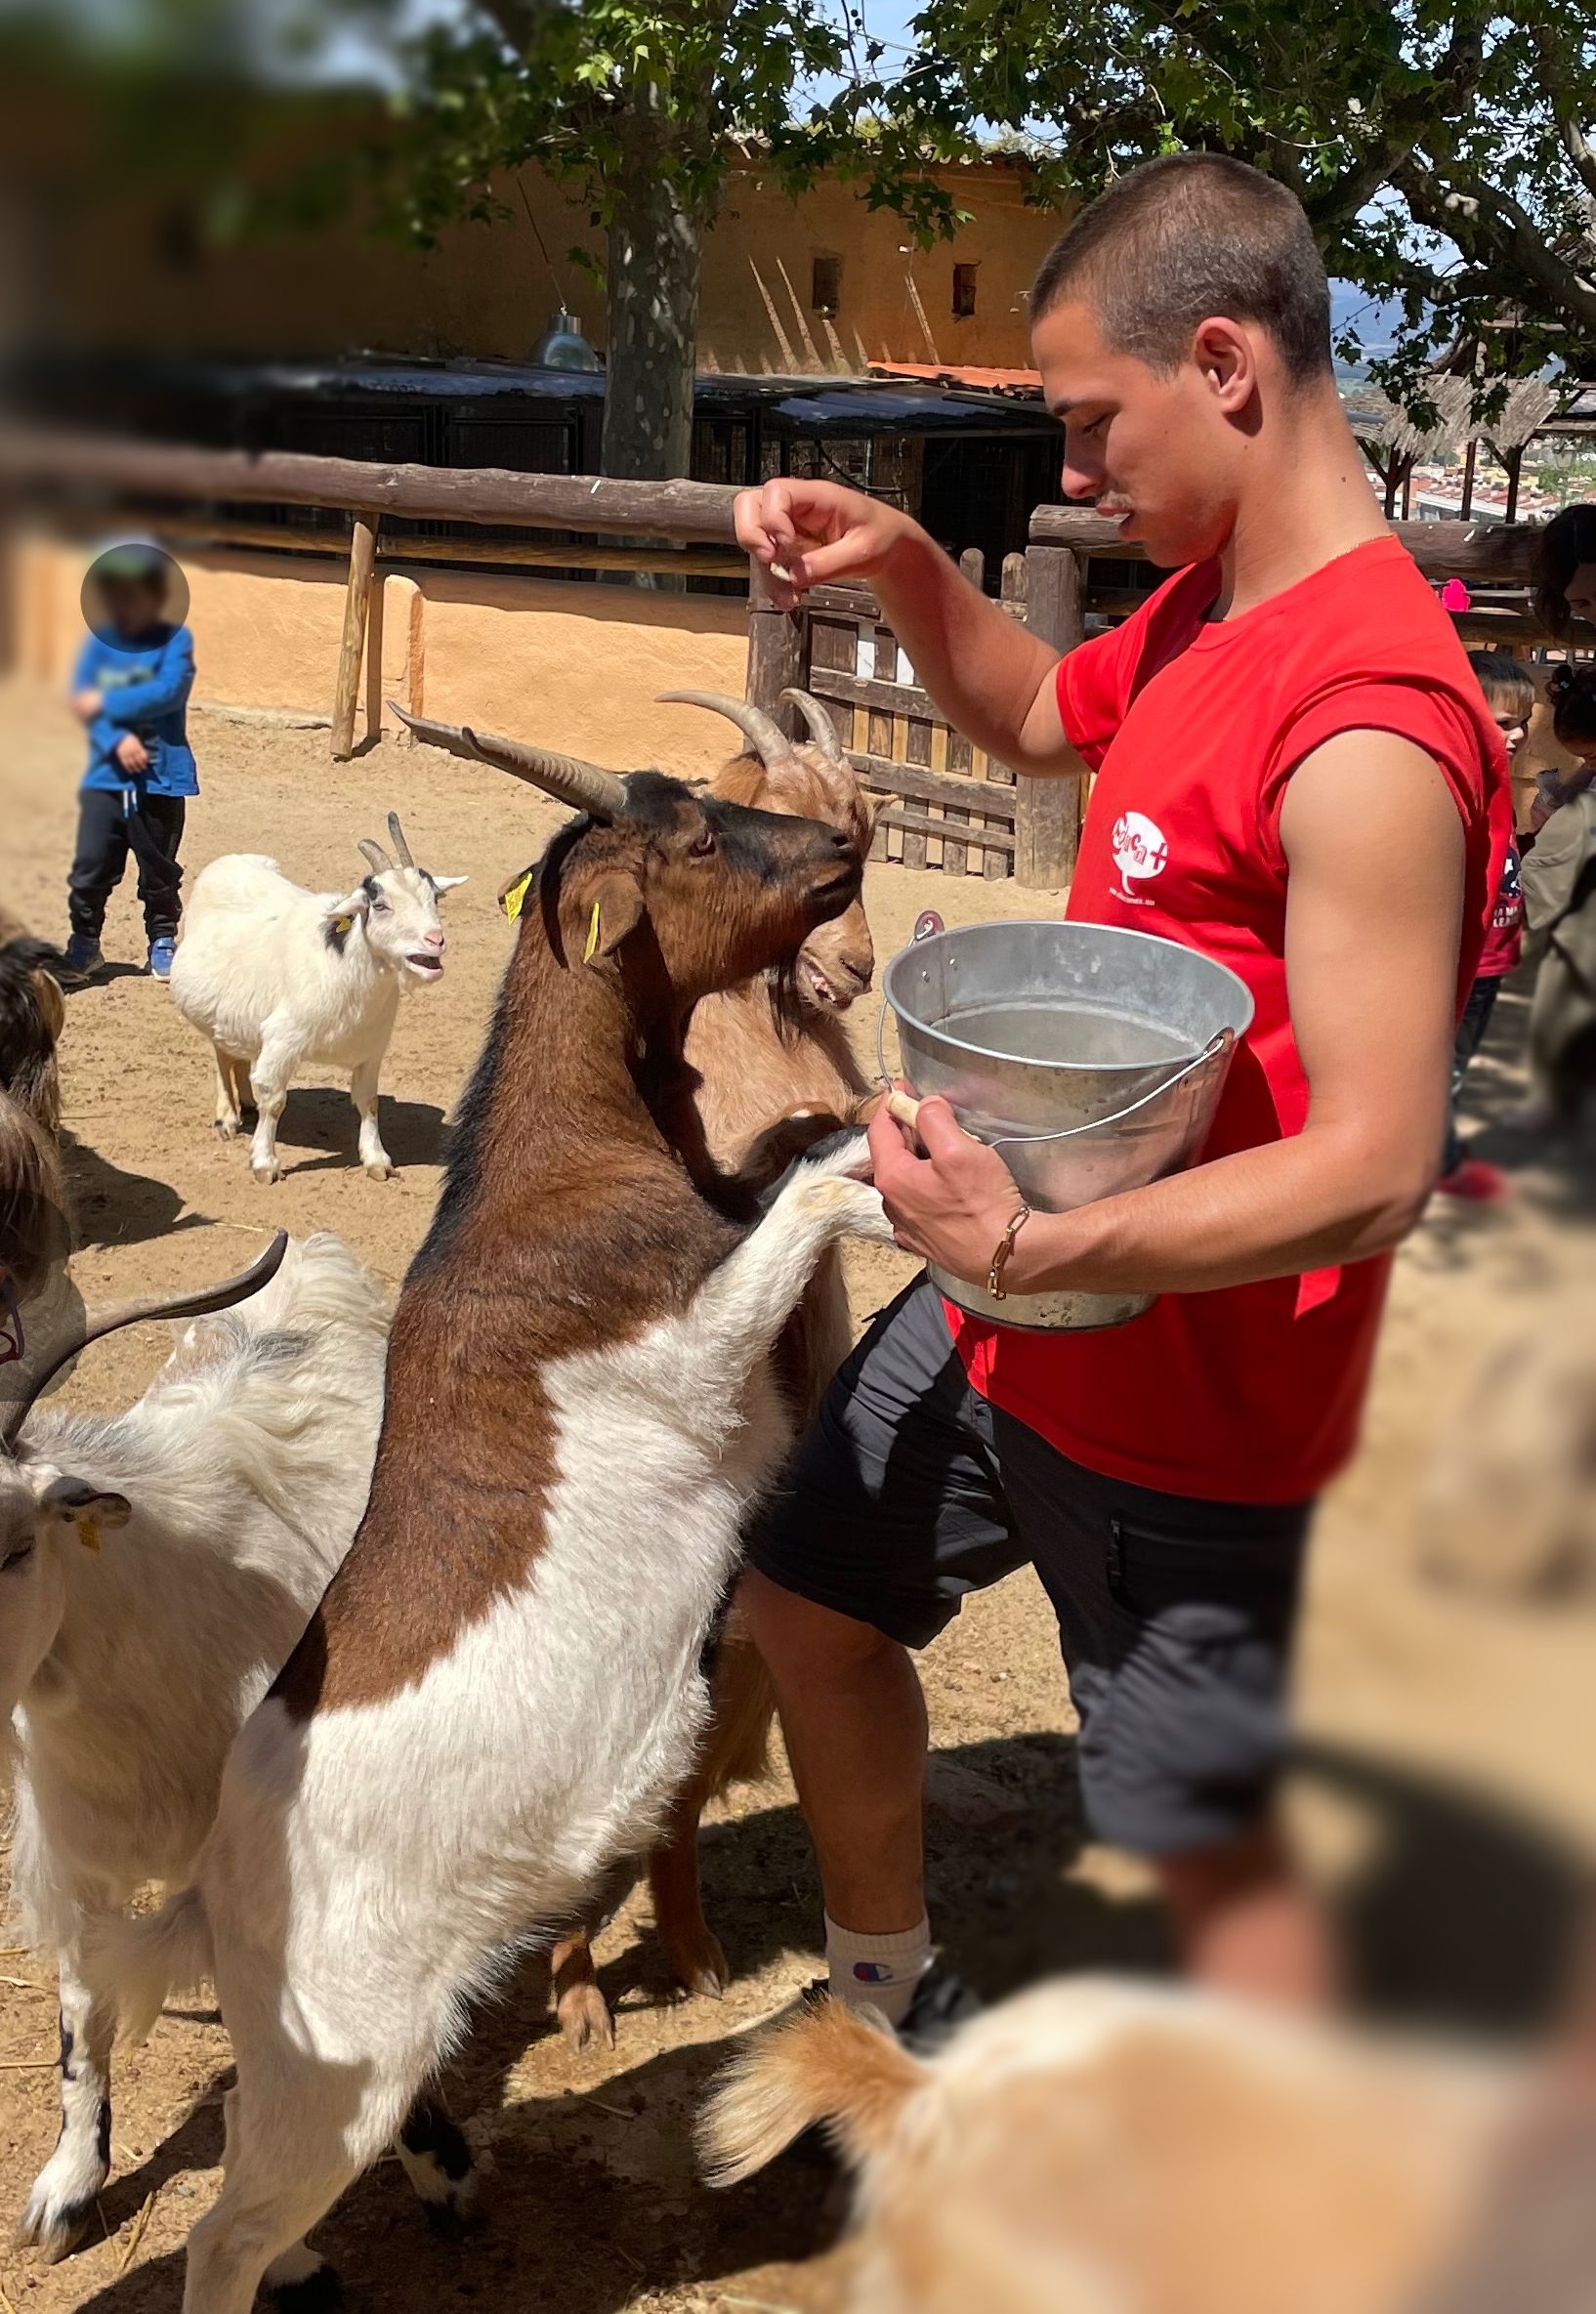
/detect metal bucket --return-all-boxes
[881,919,1254,1331]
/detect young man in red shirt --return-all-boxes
[733,152,1509,2024]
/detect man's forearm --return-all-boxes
[1007,1127,1436,1298]
[871,532,1078,776]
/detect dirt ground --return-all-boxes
[3,679,1595,2314]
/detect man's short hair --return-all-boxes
[1030,152,1333,387]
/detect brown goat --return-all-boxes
[548,689,882,2047]
[104,713,896,2314]
[1,933,69,1314]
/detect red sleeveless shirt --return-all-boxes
[945,536,1510,1503]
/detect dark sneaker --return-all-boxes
[62,934,103,981]
[896,1960,984,2056]
[147,936,177,981]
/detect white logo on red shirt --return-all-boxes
[1111,809,1168,905]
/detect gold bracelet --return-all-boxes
[987,1203,1032,1301]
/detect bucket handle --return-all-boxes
[876,1001,1235,1150]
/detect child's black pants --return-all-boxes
[67,790,186,943]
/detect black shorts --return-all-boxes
[750,1278,1314,1856]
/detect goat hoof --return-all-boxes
[668,1934,730,2000]
[251,1162,282,1185]
[422,2188,483,2244]
[557,1981,615,2053]
[16,2178,99,2263]
[364,1159,395,1182]
[213,1118,241,1140]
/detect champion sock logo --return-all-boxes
[853,1960,895,1983]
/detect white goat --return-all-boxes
[169,813,465,1183]
[2,1235,402,2262]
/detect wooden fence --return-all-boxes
[4,428,1580,894]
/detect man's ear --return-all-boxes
[37,1473,133,1548]
[580,869,647,965]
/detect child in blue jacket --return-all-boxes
[64,545,196,982]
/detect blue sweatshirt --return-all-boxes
[72,623,197,798]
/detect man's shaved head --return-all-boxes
[1031,152,1333,388]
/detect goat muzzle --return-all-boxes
[391,704,630,823]
[1,1233,290,1453]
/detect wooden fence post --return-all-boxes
[331,513,379,761]
[743,556,805,735]
[1015,542,1084,891]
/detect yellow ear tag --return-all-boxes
[78,1516,101,1553]
[500,870,533,924]
[582,899,603,964]
[333,914,355,937]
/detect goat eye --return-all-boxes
[369,894,390,913]
[2,1541,33,1572]
[691,826,716,859]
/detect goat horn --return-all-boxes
[357,838,393,876]
[778,688,847,767]
[2,1234,290,1453]
[657,692,797,773]
[386,812,415,868]
[389,704,628,823]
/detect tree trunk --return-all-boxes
[601,146,703,484]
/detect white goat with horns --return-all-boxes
[169,813,466,1183]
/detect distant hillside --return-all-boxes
[1330,282,1410,381]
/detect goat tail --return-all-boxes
[93,1886,214,2046]
[697,1995,926,2187]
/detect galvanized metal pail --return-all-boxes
[881,919,1254,1331]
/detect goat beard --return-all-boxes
[765,957,814,1046]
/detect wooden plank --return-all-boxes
[809,613,861,673]
[137,514,745,577]
[1028,502,1543,586]
[878,804,1015,857]
[1000,552,1028,623]
[3,427,741,542]
[958,547,986,594]
[853,752,1017,819]
[945,723,973,877]
[867,628,897,772]
[902,712,933,869]
[802,580,883,619]
[810,664,943,724]
[331,514,378,763]
[745,556,804,731]
[1014,543,1084,890]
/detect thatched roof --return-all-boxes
[1348,373,1562,460]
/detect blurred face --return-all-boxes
[1566,562,1596,630]
[1487,698,1531,760]
[1030,297,1252,569]
[101,575,165,638]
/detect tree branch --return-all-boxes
[1394,152,1596,337]
[1529,26,1596,205]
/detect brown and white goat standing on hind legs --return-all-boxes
[546,685,881,2046]
[103,712,896,2314]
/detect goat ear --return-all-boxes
[581,869,647,965]
[37,1474,133,1546]
[431,874,469,894]
[321,888,370,936]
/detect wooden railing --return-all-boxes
[7,428,1581,894]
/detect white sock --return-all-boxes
[824,1914,933,2028]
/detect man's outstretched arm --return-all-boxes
[735,477,1084,779]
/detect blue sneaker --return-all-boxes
[62,933,103,981]
[147,937,177,981]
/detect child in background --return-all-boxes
[1519,668,1596,1137]
[63,544,196,983]
[1438,652,1530,1200]
[1529,664,1596,835]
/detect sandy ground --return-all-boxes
[3,679,1595,2314]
